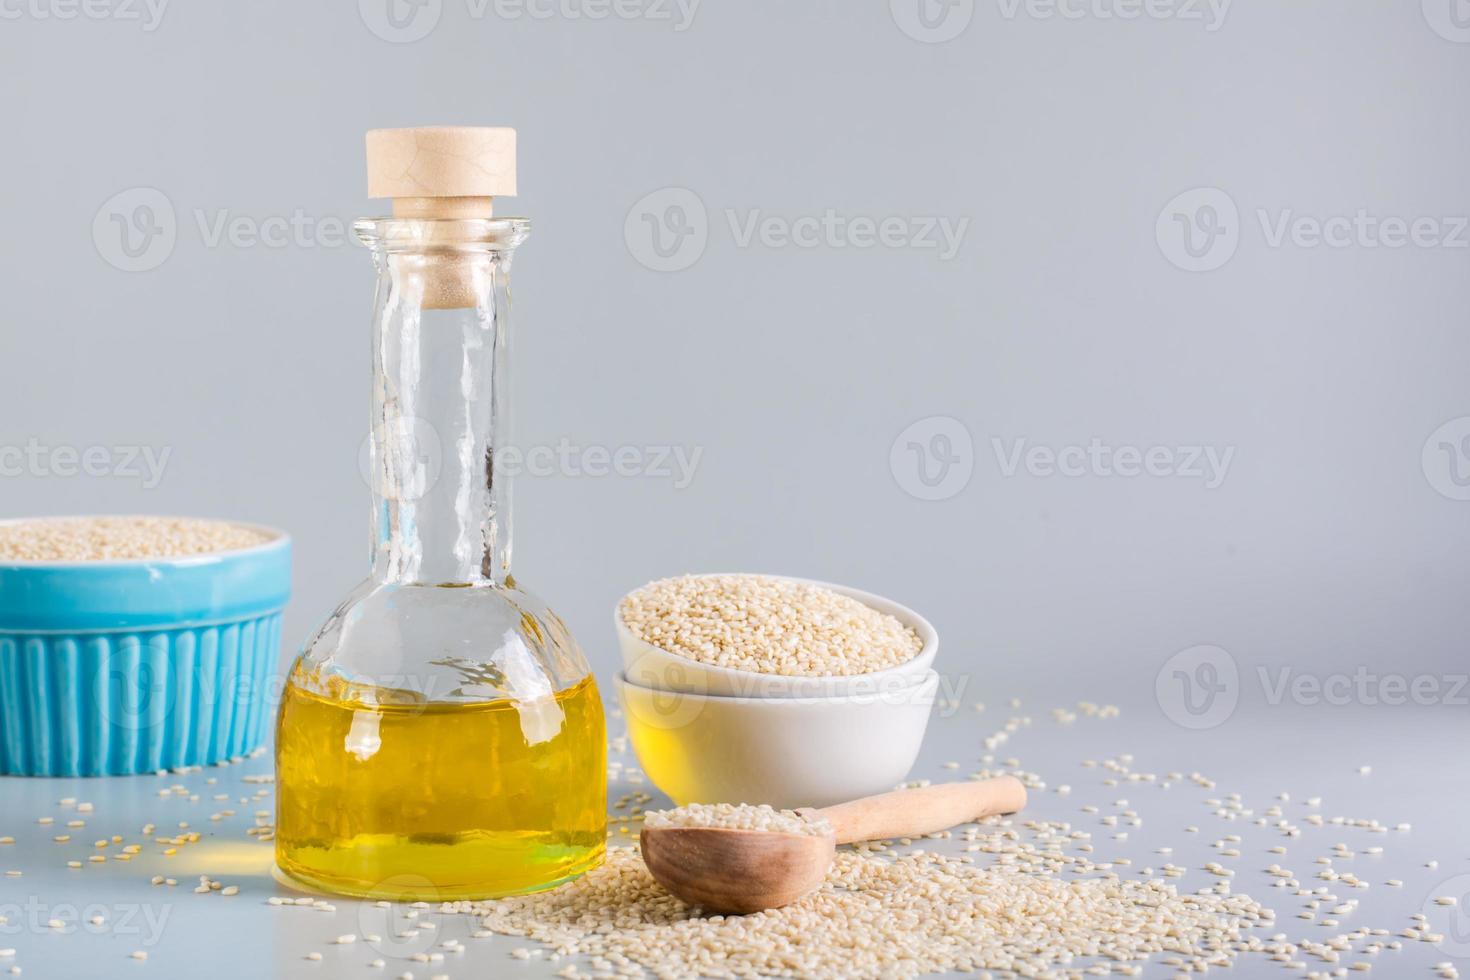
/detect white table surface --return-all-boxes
[0,681,1465,980]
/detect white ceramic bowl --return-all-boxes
[614,574,937,699]
[616,668,939,810]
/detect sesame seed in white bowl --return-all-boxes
[616,573,937,699]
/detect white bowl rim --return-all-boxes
[614,572,937,686]
[615,667,940,707]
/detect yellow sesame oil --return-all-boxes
[275,673,606,901]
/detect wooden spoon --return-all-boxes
[639,776,1027,914]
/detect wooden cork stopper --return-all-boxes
[366,127,518,308]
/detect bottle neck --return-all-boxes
[360,219,526,586]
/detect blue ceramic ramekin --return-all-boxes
[0,521,291,776]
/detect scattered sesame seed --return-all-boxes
[453,843,1276,977]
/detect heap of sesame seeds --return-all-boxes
[619,574,923,677]
[455,838,1274,980]
[643,803,831,837]
[0,516,271,561]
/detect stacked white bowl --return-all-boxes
[614,575,940,810]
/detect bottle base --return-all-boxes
[274,839,606,902]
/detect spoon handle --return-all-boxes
[813,776,1027,844]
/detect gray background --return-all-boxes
[2,2,1469,977]
[2,0,1468,704]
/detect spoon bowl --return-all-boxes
[639,776,1027,915]
[640,826,835,915]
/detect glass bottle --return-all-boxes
[275,128,607,901]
